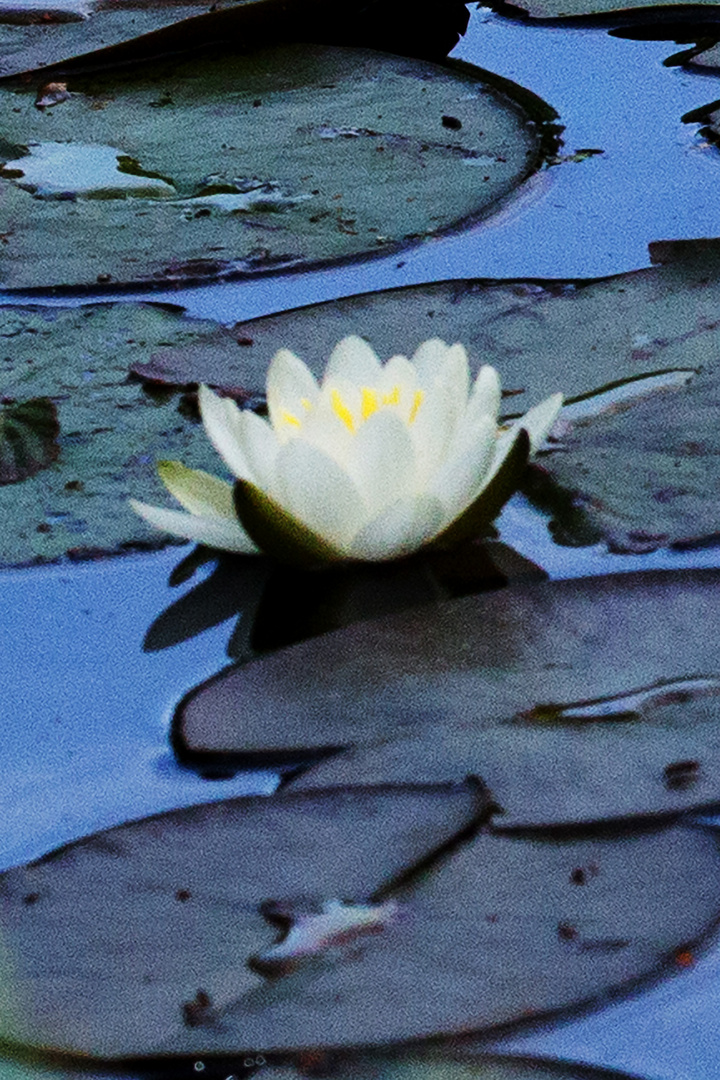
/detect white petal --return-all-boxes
[348,494,445,561]
[271,439,366,550]
[323,336,382,386]
[447,365,502,463]
[198,385,253,481]
[129,499,258,554]
[427,415,497,525]
[295,394,355,465]
[344,410,416,517]
[267,348,319,441]
[469,364,501,420]
[518,392,564,452]
[157,461,236,518]
[378,355,417,398]
[410,338,450,384]
[233,410,279,492]
[408,378,462,486]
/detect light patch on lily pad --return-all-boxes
[1,142,176,199]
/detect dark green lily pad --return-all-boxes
[0,0,471,81]
[1,798,717,1056]
[0,302,254,567]
[160,823,720,1054]
[285,1050,664,1080]
[0,44,555,291]
[489,0,720,20]
[177,569,720,826]
[0,783,485,1056]
[682,40,720,69]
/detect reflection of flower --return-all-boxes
[131,336,562,565]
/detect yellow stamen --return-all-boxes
[382,386,401,406]
[331,389,355,432]
[300,397,313,412]
[280,409,301,428]
[409,389,424,424]
[361,387,379,420]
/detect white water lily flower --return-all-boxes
[130,336,562,565]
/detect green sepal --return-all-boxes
[233,478,347,568]
[430,427,531,549]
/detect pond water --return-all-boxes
[3,6,720,1079]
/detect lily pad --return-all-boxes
[0,783,485,1056]
[0,0,471,80]
[176,569,720,826]
[0,302,258,567]
[488,0,720,20]
[283,1050,664,1080]
[158,237,720,552]
[159,823,720,1053]
[0,44,555,291]
[1,800,718,1056]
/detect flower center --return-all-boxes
[330,384,424,433]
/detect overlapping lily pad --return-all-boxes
[0,0,471,80]
[0,43,555,291]
[0,790,717,1057]
[176,569,720,826]
[267,1050,671,1080]
[7,238,720,565]
[488,0,720,20]
[0,783,484,1056]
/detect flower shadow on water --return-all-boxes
[141,538,547,661]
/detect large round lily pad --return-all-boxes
[0,783,485,1056]
[176,569,720,826]
[1,797,717,1057]
[0,43,555,291]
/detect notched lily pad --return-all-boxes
[0,396,59,483]
[286,1049,673,1080]
[0,44,556,290]
[177,569,720,826]
[161,823,720,1054]
[1,798,718,1057]
[0,782,487,1056]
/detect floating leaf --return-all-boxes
[0,44,556,290]
[159,822,720,1053]
[0,397,59,484]
[487,0,720,20]
[0,0,471,80]
[0,783,487,1055]
[177,569,720,826]
[0,303,254,567]
[291,1049,661,1080]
